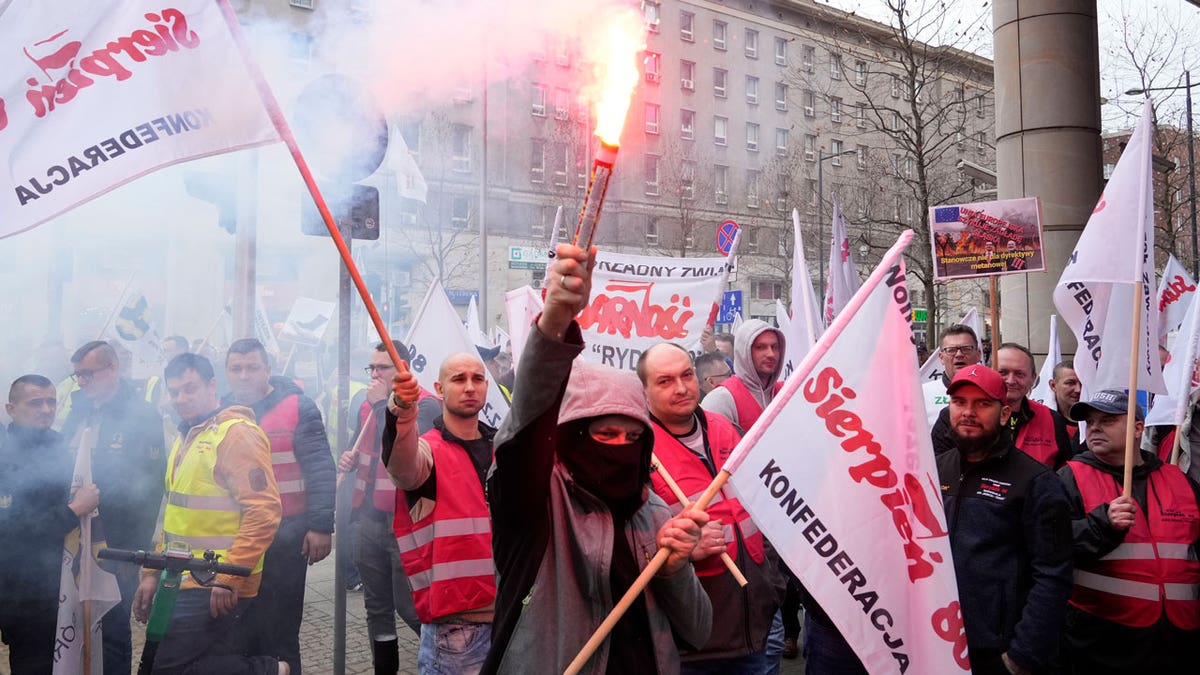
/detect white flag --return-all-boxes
[1029,315,1062,409]
[726,230,968,674]
[253,288,281,359]
[918,308,985,382]
[1146,293,1200,427]
[406,279,509,428]
[1054,98,1165,395]
[465,294,488,347]
[504,285,543,370]
[104,283,164,380]
[0,0,282,238]
[1157,254,1196,339]
[54,428,122,675]
[823,196,862,325]
[782,208,823,380]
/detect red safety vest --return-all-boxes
[650,412,765,576]
[257,394,306,517]
[1068,460,1200,629]
[393,428,495,623]
[719,376,782,432]
[352,389,437,512]
[1016,398,1058,466]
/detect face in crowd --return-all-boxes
[996,346,1036,408]
[750,331,780,382]
[642,345,700,425]
[948,381,1011,457]
[436,353,488,419]
[938,331,980,380]
[226,349,272,405]
[73,345,121,404]
[1049,365,1081,420]
[167,368,219,423]
[7,381,57,431]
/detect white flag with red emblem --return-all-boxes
[1053,98,1165,395]
[725,230,969,674]
[823,196,862,325]
[0,0,281,239]
[782,208,823,380]
[1146,292,1200,427]
[1157,255,1196,339]
[1029,315,1062,410]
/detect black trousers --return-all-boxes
[0,597,57,674]
[238,518,310,675]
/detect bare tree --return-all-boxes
[657,137,717,257]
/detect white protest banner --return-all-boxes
[406,279,509,428]
[278,298,335,347]
[54,428,121,675]
[918,308,984,382]
[252,288,281,358]
[504,285,543,370]
[466,294,488,347]
[1029,315,1062,410]
[1146,292,1200,427]
[824,196,862,325]
[725,230,967,674]
[578,246,734,372]
[0,0,281,239]
[1054,98,1165,396]
[1157,254,1196,339]
[103,281,164,379]
[782,208,823,380]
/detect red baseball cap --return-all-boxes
[946,365,1005,403]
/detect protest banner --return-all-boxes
[929,197,1044,281]
[1157,254,1196,339]
[406,279,509,428]
[782,208,823,380]
[824,196,862,325]
[278,298,335,347]
[1028,315,1062,410]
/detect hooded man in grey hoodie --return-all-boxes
[700,320,786,434]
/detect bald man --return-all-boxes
[385,353,497,673]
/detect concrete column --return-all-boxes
[993,0,1103,358]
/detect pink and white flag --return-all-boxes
[782,208,823,380]
[0,0,281,239]
[1146,291,1200,427]
[823,195,862,325]
[1054,98,1165,395]
[726,230,969,674]
[1157,254,1196,339]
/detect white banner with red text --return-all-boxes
[725,230,969,674]
[0,0,280,238]
[1157,254,1196,339]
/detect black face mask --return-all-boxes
[559,422,648,517]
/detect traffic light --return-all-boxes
[300,185,379,240]
[184,170,236,234]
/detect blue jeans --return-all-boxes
[764,611,785,675]
[802,613,868,675]
[681,647,770,675]
[416,620,491,675]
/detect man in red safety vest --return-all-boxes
[1058,389,1200,673]
[700,320,784,434]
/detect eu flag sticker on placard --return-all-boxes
[934,206,960,223]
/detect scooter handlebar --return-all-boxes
[98,548,252,577]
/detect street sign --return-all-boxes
[912,308,928,322]
[445,289,480,305]
[718,290,743,324]
[716,220,740,256]
[508,245,550,270]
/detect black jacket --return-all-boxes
[61,380,165,551]
[0,425,79,605]
[932,398,1075,468]
[224,376,336,534]
[937,435,1074,673]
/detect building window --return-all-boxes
[775,37,787,65]
[806,178,818,207]
[644,52,661,84]
[530,139,545,183]
[891,153,902,177]
[746,76,759,105]
[855,60,867,86]
[803,89,815,117]
[714,116,728,146]
[644,154,660,195]
[554,38,570,67]
[553,88,570,120]
[681,60,695,91]
[775,128,789,156]
[891,74,900,98]
[646,219,659,245]
[957,130,964,147]
[745,29,758,58]
[857,145,868,170]
[715,165,728,204]
[775,189,788,212]
[530,206,548,237]
[681,109,695,140]
[713,20,727,50]
[890,111,901,131]
[977,96,985,118]
[746,122,759,152]
[829,52,842,80]
[645,103,660,134]
[643,0,660,32]
[977,131,986,152]
[804,134,816,162]
[831,139,844,165]
[682,161,695,201]
[775,82,788,111]
[531,83,547,116]
[680,11,694,41]
[856,102,867,128]
[830,96,842,123]
[903,155,912,177]
[450,195,471,229]
[451,125,471,172]
[802,45,814,72]
[551,142,568,186]
[753,279,782,300]
[714,68,727,98]
[747,170,760,208]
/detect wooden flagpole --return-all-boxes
[649,453,747,586]
[216,0,413,393]
[988,277,1000,368]
[1122,280,1145,497]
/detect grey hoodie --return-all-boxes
[700,319,786,432]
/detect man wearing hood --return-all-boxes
[1058,390,1200,673]
[482,242,712,674]
[700,320,785,434]
[224,338,336,674]
[61,340,165,675]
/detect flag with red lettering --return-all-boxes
[1054,98,1165,396]
[504,285,543,370]
[725,230,968,674]
[1146,291,1200,427]
[1028,315,1062,410]
[0,0,281,238]
[781,208,823,381]
[824,196,862,325]
[577,242,737,372]
[1157,254,1196,339]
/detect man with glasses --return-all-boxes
[336,341,439,674]
[61,340,164,675]
[923,324,982,427]
[694,352,732,401]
